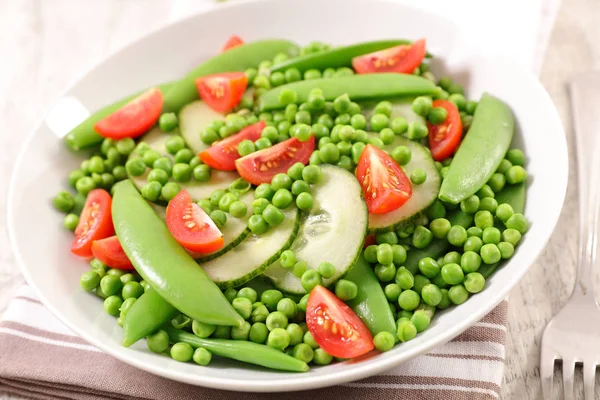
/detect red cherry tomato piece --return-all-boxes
[94,88,163,139]
[221,35,244,52]
[235,136,314,185]
[356,144,412,214]
[306,286,374,358]
[195,72,247,113]
[71,189,114,258]
[91,236,134,270]
[352,39,427,75]
[427,99,463,161]
[166,189,224,254]
[199,121,265,171]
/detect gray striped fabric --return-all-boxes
[0,286,507,400]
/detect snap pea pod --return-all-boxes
[164,327,309,372]
[439,93,515,204]
[122,288,177,347]
[480,183,526,279]
[404,210,473,275]
[162,39,299,113]
[270,40,430,74]
[259,73,438,111]
[345,254,396,337]
[112,180,244,327]
[64,81,176,151]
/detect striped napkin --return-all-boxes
[0,286,507,400]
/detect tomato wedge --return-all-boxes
[94,88,163,139]
[91,236,133,270]
[356,144,412,214]
[306,286,374,358]
[235,136,315,185]
[199,121,265,171]
[428,99,463,161]
[195,72,247,113]
[221,35,244,52]
[166,189,224,253]
[71,189,114,258]
[352,39,426,75]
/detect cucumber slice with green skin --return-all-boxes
[366,133,441,234]
[129,127,238,201]
[362,99,426,126]
[259,74,438,111]
[264,166,368,295]
[178,100,224,154]
[201,206,300,289]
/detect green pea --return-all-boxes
[224,288,238,303]
[229,321,251,341]
[112,166,127,182]
[505,213,529,234]
[210,209,227,230]
[440,166,450,179]
[147,330,170,354]
[369,137,386,149]
[255,137,272,150]
[307,92,326,111]
[375,263,396,283]
[68,170,86,188]
[170,342,194,362]
[277,298,297,319]
[487,173,506,193]
[336,155,354,171]
[232,297,253,320]
[251,199,269,216]
[406,121,429,140]
[75,176,95,196]
[395,267,415,290]
[292,181,311,197]
[251,304,270,323]
[210,189,227,206]
[266,311,289,331]
[494,159,512,176]
[467,227,483,238]
[474,210,494,229]
[80,271,101,291]
[338,127,355,143]
[460,195,480,214]
[376,232,398,245]
[428,107,448,124]
[398,289,420,311]
[53,191,75,213]
[412,226,433,249]
[464,236,483,253]
[502,228,522,246]
[260,289,283,312]
[303,68,322,80]
[391,244,407,266]
[498,241,515,259]
[370,113,390,132]
[141,181,162,201]
[421,284,443,307]
[434,288,451,309]
[285,103,298,122]
[418,257,440,278]
[171,163,192,182]
[102,295,122,316]
[196,199,212,214]
[313,262,334,279]
[191,347,212,366]
[152,157,173,176]
[448,284,469,305]
[161,182,180,201]
[441,263,464,285]
[495,203,514,222]
[122,281,144,300]
[165,136,185,155]
[303,331,319,349]
[271,173,292,191]
[192,320,216,338]
[376,243,394,265]
[319,142,340,164]
[443,251,461,265]
[482,227,501,245]
[368,331,394,352]
[262,204,285,227]
[477,184,495,199]
[447,82,464,95]
[481,243,501,264]
[295,110,312,126]
[333,93,351,114]
[397,320,417,342]
[335,67,354,77]
[268,71,285,87]
[212,325,231,339]
[505,149,526,166]
[200,128,220,145]
[464,272,485,294]
[272,189,293,209]
[448,93,466,110]
[412,96,433,116]
[100,274,123,297]
[301,269,322,293]
[89,155,105,174]
[389,145,410,166]
[445,225,467,247]
[413,275,431,295]
[460,251,481,273]
[63,213,79,231]
[253,75,271,90]
[428,218,450,239]
[410,169,427,185]
[364,245,378,264]
[248,322,268,344]
[479,197,498,214]
[248,214,268,234]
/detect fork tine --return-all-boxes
[583,362,596,400]
[562,358,576,400]
[540,348,556,400]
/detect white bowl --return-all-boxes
[7,0,568,392]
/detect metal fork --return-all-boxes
[540,72,600,400]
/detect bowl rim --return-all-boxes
[6,0,569,392]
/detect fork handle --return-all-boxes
[569,73,600,296]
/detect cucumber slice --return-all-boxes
[130,127,238,201]
[147,191,254,262]
[362,99,426,126]
[367,133,441,233]
[178,100,224,154]
[264,166,368,294]
[201,207,300,289]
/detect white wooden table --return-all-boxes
[0,1,598,399]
